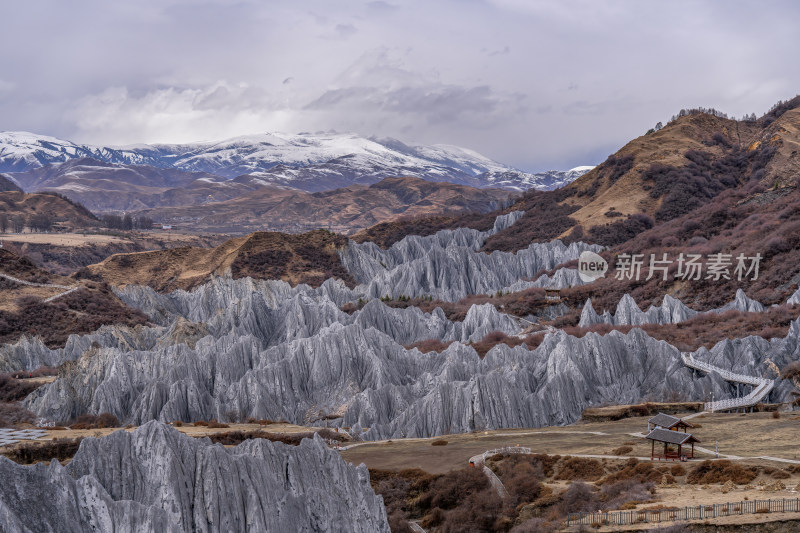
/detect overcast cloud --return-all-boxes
[1,0,798,171]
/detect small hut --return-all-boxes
[545,289,561,303]
[646,428,700,461]
[647,413,694,433]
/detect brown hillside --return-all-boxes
[562,113,763,229]
[0,191,99,229]
[80,229,356,292]
[482,99,800,251]
[0,249,148,347]
[353,112,774,251]
[351,211,497,248]
[132,176,512,235]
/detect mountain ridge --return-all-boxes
[0,130,590,193]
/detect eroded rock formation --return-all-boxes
[0,422,389,532]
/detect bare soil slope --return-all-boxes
[0,191,99,229]
[0,249,148,347]
[81,229,356,292]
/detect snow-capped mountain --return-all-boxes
[476,166,595,191]
[0,131,589,192]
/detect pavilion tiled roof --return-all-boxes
[648,412,693,429]
[645,428,700,445]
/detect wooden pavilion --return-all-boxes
[645,428,700,461]
[647,412,694,432]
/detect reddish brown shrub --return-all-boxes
[0,402,36,428]
[771,470,790,479]
[0,374,41,402]
[555,457,605,481]
[0,282,149,348]
[601,458,661,485]
[438,489,505,532]
[601,479,654,510]
[2,437,83,464]
[68,412,120,429]
[502,461,543,506]
[670,464,686,476]
[405,339,453,353]
[686,460,757,485]
[781,361,800,380]
[431,439,448,446]
[471,331,527,358]
[9,366,58,379]
[558,481,598,515]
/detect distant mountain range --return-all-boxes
[0,131,592,196]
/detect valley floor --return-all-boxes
[3,404,800,531]
[340,411,800,473]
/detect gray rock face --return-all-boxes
[5,208,798,443]
[1,279,523,375]
[114,277,358,326]
[0,422,389,533]
[579,294,697,327]
[790,287,800,306]
[578,289,766,328]
[716,289,765,313]
[338,211,601,301]
[345,239,600,302]
[349,329,731,439]
[501,267,587,293]
[23,300,798,438]
[0,325,166,373]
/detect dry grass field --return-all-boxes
[0,232,133,247]
[340,411,800,474]
[25,421,322,442]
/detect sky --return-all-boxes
[1,0,799,172]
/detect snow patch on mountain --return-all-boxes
[0,131,590,192]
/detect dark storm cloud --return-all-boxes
[1,0,799,171]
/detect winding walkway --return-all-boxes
[681,352,775,411]
[0,272,79,303]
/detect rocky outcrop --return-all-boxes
[114,277,358,326]
[716,289,765,313]
[579,294,697,327]
[6,205,796,441]
[789,287,800,306]
[0,324,166,373]
[0,422,389,533]
[350,329,729,439]
[501,267,586,293]
[578,289,766,327]
[2,282,523,375]
[339,211,601,301]
[352,300,521,345]
[25,306,798,437]
[349,240,600,301]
